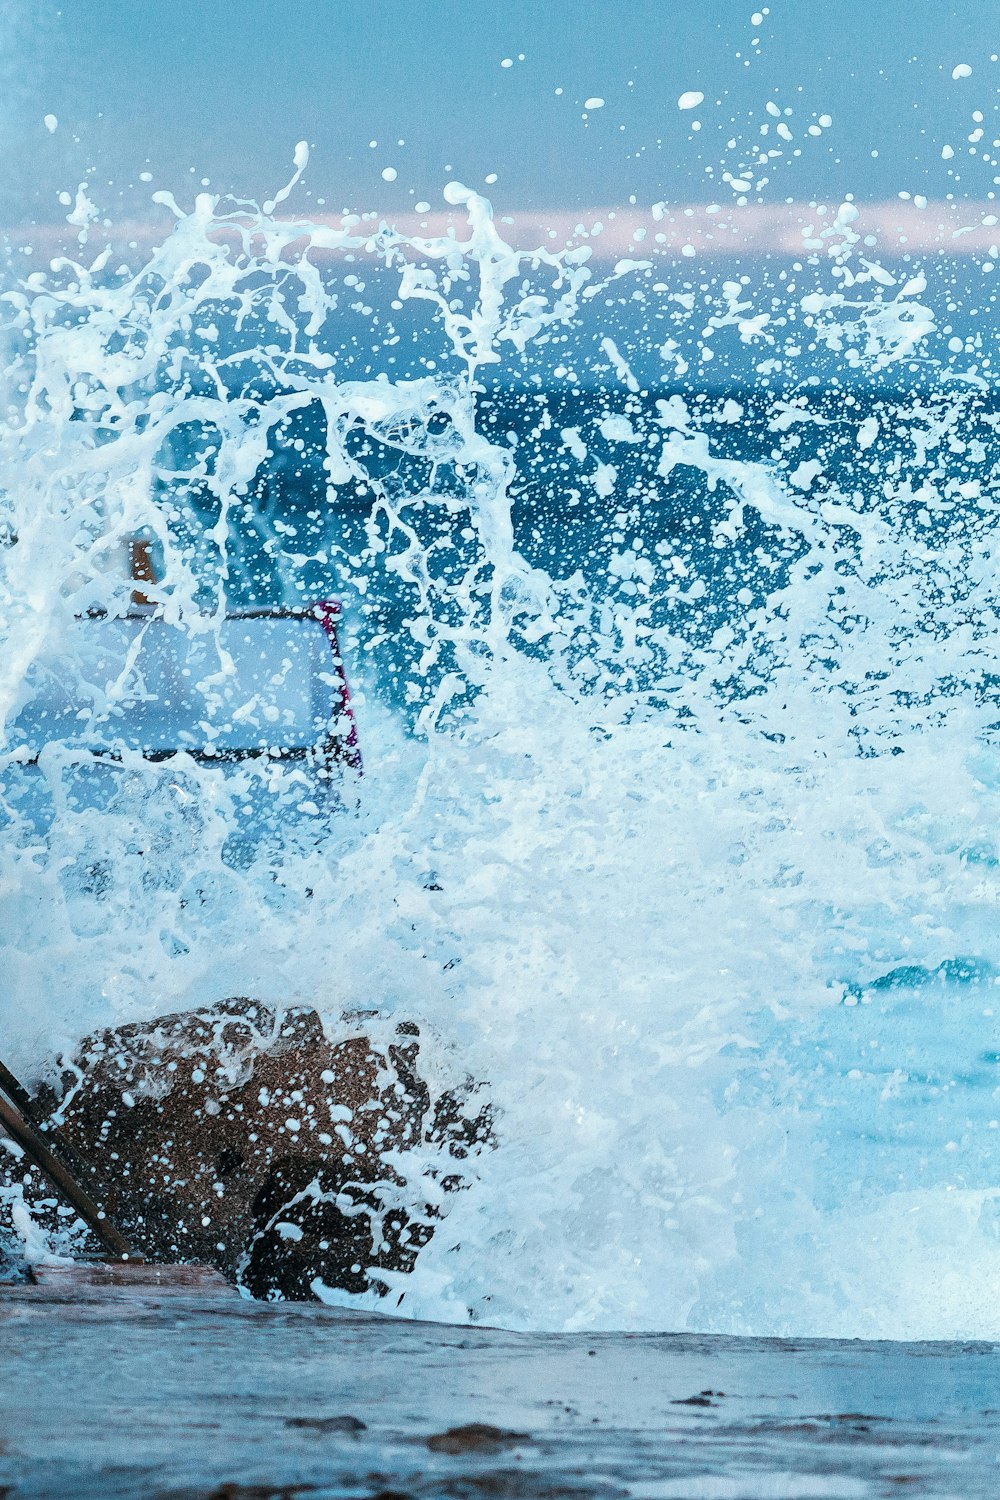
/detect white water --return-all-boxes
[2,161,1000,1339]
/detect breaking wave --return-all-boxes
[2,158,1000,1337]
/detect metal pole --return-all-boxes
[0,1058,34,1117]
[0,1078,136,1262]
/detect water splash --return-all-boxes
[2,170,1000,1337]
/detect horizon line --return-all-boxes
[5,198,1000,263]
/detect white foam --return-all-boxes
[3,182,1000,1339]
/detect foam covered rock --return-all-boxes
[3,1000,490,1299]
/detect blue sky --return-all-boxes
[6,0,997,223]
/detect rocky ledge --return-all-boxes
[0,1000,491,1301]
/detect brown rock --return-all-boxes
[5,999,490,1300]
[424,1423,533,1455]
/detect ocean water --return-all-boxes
[2,175,1000,1339]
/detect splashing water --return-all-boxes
[2,158,1000,1339]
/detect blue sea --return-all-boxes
[2,190,1000,1339]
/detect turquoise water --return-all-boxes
[2,185,1000,1337]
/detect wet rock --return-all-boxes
[425,1423,533,1454]
[284,1414,366,1433]
[202,1487,317,1500]
[3,999,490,1300]
[670,1390,724,1407]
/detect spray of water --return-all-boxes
[2,151,1000,1336]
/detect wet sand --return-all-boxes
[2,1279,999,1499]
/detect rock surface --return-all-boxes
[5,1287,998,1500]
[1,1000,490,1299]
